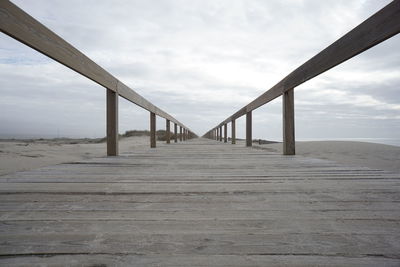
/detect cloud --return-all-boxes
[0,0,398,140]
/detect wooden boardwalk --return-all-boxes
[1,138,400,266]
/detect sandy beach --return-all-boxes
[253,140,400,173]
[0,136,150,176]
[1,137,399,176]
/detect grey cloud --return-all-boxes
[0,0,398,139]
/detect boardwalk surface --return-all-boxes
[0,138,400,266]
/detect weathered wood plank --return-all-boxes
[246,111,252,147]
[106,89,118,156]
[0,254,399,267]
[283,88,295,155]
[0,138,399,264]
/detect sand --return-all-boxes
[0,136,150,176]
[253,141,400,173]
[1,137,399,176]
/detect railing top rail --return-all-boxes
[0,0,191,131]
[211,0,400,130]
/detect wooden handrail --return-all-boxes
[0,0,196,155]
[204,0,400,154]
[0,0,191,131]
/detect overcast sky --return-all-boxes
[0,0,399,141]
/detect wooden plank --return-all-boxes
[1,138,400,264]
[166,119,170,144]
[150,112,156,148]
[216,0,400,125]
[224,124,227,143]
[1,254,399,267]
[106,89,118,156]
[283,88,295,155]
[231,119,236,144]
[174,123,178,143]
[246,111,252,147]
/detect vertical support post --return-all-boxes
[231,119,236,144]
[224,124,227,143]
[283,88,295,155]
[107,89,118,156]
[166,119,170,144]
[219,126,222,141]
[183,129,186,141]
[174,123,178,143]
[150,112,156,148]
[246,111,252,147]
[180,126,183,141]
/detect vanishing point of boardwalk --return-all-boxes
[1,138,400,266]
[1,1,400,266]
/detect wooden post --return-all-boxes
[219,126,222,141]
[150,112,156,148]
[107,89,118,156]
[246,111,252,147]
[224,124,227,143]
[174,123,178,143]
[231,119,236,144]
[166,119,170,144]
[180,126,183,141]
[283,88,295,155]
[183,129,186,141]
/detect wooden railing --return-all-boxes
[203,0,400,155]
[0,0,196,156]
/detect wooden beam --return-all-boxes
[231,119,236,144]
[0,1,192,131]
[215,1,400,125]
[224,124,227,143]
[106,89,118,156]
[150,112,156,148]
[246,111,252,147]
[283,89,295,155]
[174,123,178,143]
[166,119,170,144]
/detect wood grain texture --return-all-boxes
[215,0,400,126]
[106,89,118,156]
[0,1,191,132]
[283,88,295,155]
[166,119,170,144]
[224,124,227,143]
[0,138,399,265]
[231,120,236,144]
[246,111,252,147]
[174,123,178,143]
[150,112,156,148]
